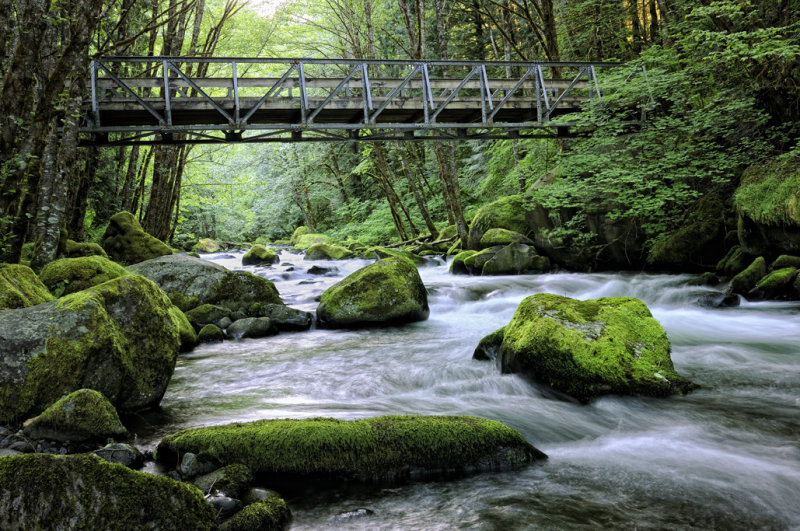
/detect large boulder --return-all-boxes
[370,246,425,266]
[0,275,184,423]
[479,228,534,248]
[128,254,282,312]
[39,255,129,297]
[481,243,550,275]
[155,415,546,485]
[0,263,53,309]
[193,238,220,253]
[304,242,354,260]
[64,239,108,259]
[101,211,172,265]
[242,244,279,266]
[0,454,216,529]
[294,233,331,250]
[450,250,478,275]
[316,257,429,328]
[22,389,127,442]
[493,293,694,402]
[467,195,531,250]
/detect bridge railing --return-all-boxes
[86,57,622,143]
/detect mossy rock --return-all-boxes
[368,246,426,266]
[169,306,199,352]
[101,211,172,265]
[193,238,220,253]
[446,239,462,255]
[227,317,277,340]
[450,250,478,275]
[467,195,531,250]
[290,226,311,245]
[482,243,550,275]
[479,228,534,248]
[193,463,254,498]
[497,294,695,402]
[39,256,129,297]
[185,303,232,331]
[221,497,291,531]
[198,323,224,342]
[749,267,799,300]
[0,263,54,309]
[64,240,108,259]
[728,256,767,295]
[716,246,752,277]
[0,454,215,529]
[463,246,504,274]
[294,233,331,250]
[316,257,429,328]
[22,389,127,442]
[473,327,505,361]
[0,275,183,423]
[155,415,545,485]
[304,242,354,260]
[771,255,800,270]
[128,254,282,312]
[242,245,279,266]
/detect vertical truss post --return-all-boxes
[421,63,433,123]
[589,65,599,98]
[361,63,372,124]
[479,65,493,124]
[536,65,550,122]
[91,61,100,127]
[298,62,308,125]
[162,60,172,126]
[232,61,240,126]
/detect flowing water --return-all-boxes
[137,249,800,530]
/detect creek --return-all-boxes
[137,249,800,530]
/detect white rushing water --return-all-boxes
[139,249,800,530]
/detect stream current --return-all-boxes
[138,249,800,530]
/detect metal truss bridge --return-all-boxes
[83,57,622,145]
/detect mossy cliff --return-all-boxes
[156,415,545,485]
[0,454,215,529]
[494,294,694,402]
[316,256,429,328]
[0,275,183,423]
[0,263,53,309]
[22,388,127,442]
[101,211,173,265]
[39,255,129,297]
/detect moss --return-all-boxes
[39,256,129,297]
[450,250,477,275]
[186,303,232,329]
[439,225,458,240]
[193,463,254,497]
[479,228,532,248]
[304,242,354,260]
[242,244,279,266]
[221,497,291,531]
[294,233,331,250]
[369,246,425,265]
[169,306,198,352]
[199,323,224,342]
[729,256,767,294]
[473,327,506,361]
[467,195,530,249]
[735,152,800,226]
[213,270,282,309]
[771,255,800,270]
[23,389,127,441]
[101,211,172,265]
[290,226,311,245]
[0,263,54,309]
[64,240,108,259]
[716,246,751,277]
[499,294,694,402]
[156,415,545,484]
[192,238,220,253]
[316,257,429,328]
[446,239,462,255]
[482,243,550,275]
[463,246,503,273]
[0,454,215,529]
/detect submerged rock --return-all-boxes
[101,211,172,265]
[23,389,127,442]
[155,415,545,485]
[493,294,695,402]
[0,263,53,309]
[221,497,291,531]
[242,244,279,266]
[39,255,129,297]
[316,257,429,328]
[0,275,183,423]
[0,454,215,529]
[226,317,277,339]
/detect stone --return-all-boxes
[0,275,184,423]
[316,257,429,328]
[695,292,740,308]
[242,245,279,266]
[463,246,504,274]
[179,451,217,478]
[226,317,277,340]
[101,211,172,265]
[771,255,800,270]
[290,226,311,245]
[304,242,354,260]
[308,265,337,275]
[218,316,233,330]
[64,240,108,259]
[472,327,505,361]
[0,454,216,529]
[482,243,550,275]
[93,442,145,469]
[728,256,767,295]
[193,464,254,498]
[207,494,242,518]
[193,238,220,253]
[0,264,54,309]
[716,246,752,278]
[128,254,282,312]
[260,304,312,331]
[748,267,799,300]
[171,306,199,352]
[23,389,127,442]
[155,416,546,485]
[242,488,282,506]
[686,272,720,286]
[0,449,22,457]
[467,195,530,250]
[39,256,129,297]
[479,228,534,248]
[220,498,291,531]
[496,294,695,402]
[293,233,331,250]
[198,324,224,342]
[185,303,232,330]
[450,250,478,275]
[369,246,425,265]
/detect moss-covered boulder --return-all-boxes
[463,246,504,274]
[479,228,534,248]
[170,306,199,352]
[193,464,254,498]
[185,303,232,331]
[193,238,220,253]
[450,250,477,275]
[101,211,172,265]
[482,243,550,275]
[128,254,282,312]
[294,233,331,250]
[64,239,108,259]
[472,326,505,361]
[467,195,531,250]
[0,263,53,309]
[728,256,767,295]
[316,257,429,328]
[304,242,354,260]
[39,256,129,297]
[716,246,753,278]
[253,303,313,331]
[227,317,277,339]
[370,246,425,266]
[242,244,279,266]
[155,415,545,485]
[771,255,800,270]
[198,323,224,342]
[221,497,292,531]
[748,267,799,300]
[290,226,311,245]
[0,275,184,423]
[22,389,127,442]
[0,454,215,529]
[495,294,694,402]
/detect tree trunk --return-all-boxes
[433,140,468,244]
[399,144,438,237]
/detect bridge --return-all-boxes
[83,57,623,145]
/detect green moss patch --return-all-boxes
[39,256,129,297]
[304,242,354,260]
[290,226,311,245]
[64,240,108,259]
[729,256,766,294]
[771,255,800,270]
[101,211,172,265]
[0,263,53,309]
[23,389,127,442]
[243,245,279,266]
[193,238,220,253]
[467,195,531,249]
[156,415,545,485]
[479,228,533,248]
[294,233,331,250]
[221,497,291,531]
[369,246,425,265]
[735,153,800,226]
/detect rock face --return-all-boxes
[39,256,129,297]
[0,275,183,423]
[101,211,172,265]
[0,454,216,530]
[317,257,429,328]
[155,415,546,484]
[0,264,53,309]
[242,244,279,266]
[22,389,127,442]
[492,294,694,402]
[128,254,282,312]
[304,242,354,260]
